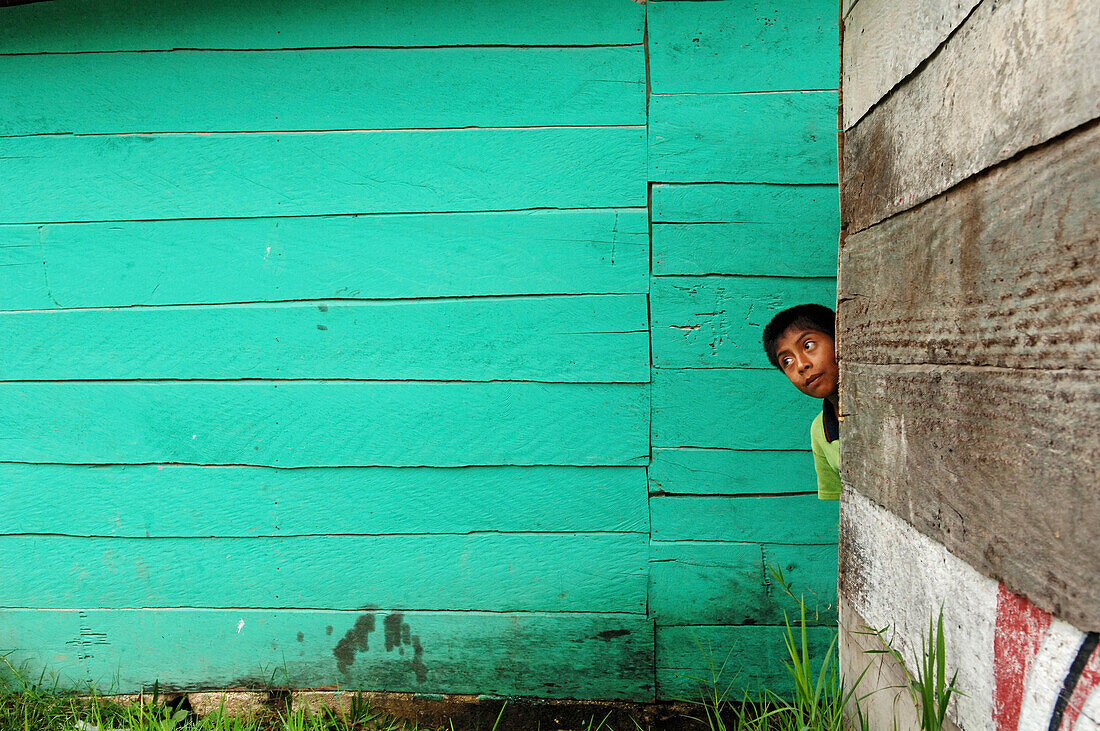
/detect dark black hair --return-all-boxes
[762,304,836,370]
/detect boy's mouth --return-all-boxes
[804,373,822,388]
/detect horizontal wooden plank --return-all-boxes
[650,542,765,626]
[0,534,648,612]
[652,368,821,450]
[656,624,834,700]
[839,122,1100,370]
[843,362,1100,630]
[652,276,836,369]
[0,382,649,467]
[762,544,838,622]
[650,542,835,627]
[0,209,649,310]
[0,608,654,698]
[0,295,649,382]
[842,0,981,128]
[842,0,1100,232]
[654,224,836,277]
[0,464,648,536]
[0,0,645,52]
[649,92,838,184]
[651,495,839,544]
[649,0,838,94]
[652,183,838,225]
[652,185,838,277]
[0,127,646,224]
[0,47,644,136]
[649,448,816,496]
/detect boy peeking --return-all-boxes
[762,304,840,500]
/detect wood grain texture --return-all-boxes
[652,368,820,450]
[0,47,644,135]
[652,276,836,369]
[0,127,645,224]
[649,448,816,496]
[841,0,981,128]
[652,183,838,277]
[651,495,839,544]
[762,544,838,621]
[839,122,1100,371]
[0,608,654,698]
[0,295,649,382]
[842,362,1100,630]
[0,464,648,537]
[650,542,836,627]
[649,92,838,184]
[0,533,648,612]
[649,542,765,626]
[0,209,648,309]
[842,0,1100,232]
[652,183,837,224]
[656,624,833,699]
[0,0,645,52]
[0,382,649,467]
[648,0,838,94]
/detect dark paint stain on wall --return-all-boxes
[333,611,376,674]
[595,629,630,642]
[296,631,304,643]
[384,612,407,653]
[332,610,429,682]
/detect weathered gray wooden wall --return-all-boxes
[838,0,1099,728]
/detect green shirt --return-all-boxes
[810,412,841,500]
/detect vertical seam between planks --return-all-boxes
[642,0,658,701]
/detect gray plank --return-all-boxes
[842,0,981,128]
[840,122,1100,371]
[842,362,1100,630]
[842,0,1100,232]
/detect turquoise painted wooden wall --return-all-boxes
[0,0,837,701]
[646,0,840,698]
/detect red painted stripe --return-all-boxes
[994,584,1052,731]
[1059,649,1100,730]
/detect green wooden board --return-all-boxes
[650,542,766,626]
[651,276,837,369]
[652,182,837,222]
[762,544,838,623]
[648,0,838,94]
[0,47,644,136]
[656,624,833,700]
[652,368,818,449]
[649,448,816,495]
[649,542,835,627]
[0,127,645,224]
[653,223,838,277]
[0,209,648,309]
[650,495,839,544]
[0,533,647,612]
[649,92,838,183]
[651,183,838,276]
[0,0,645,52]
[0,382,649,466]
[0,608,654,699]
[0,295,649,382]
[0,464,648,537]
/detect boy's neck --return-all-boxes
[825,392,839,412]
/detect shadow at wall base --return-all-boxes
[98,690,711,731]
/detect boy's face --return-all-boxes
[775,326,838,399]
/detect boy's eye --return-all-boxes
[804,340,815,350]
